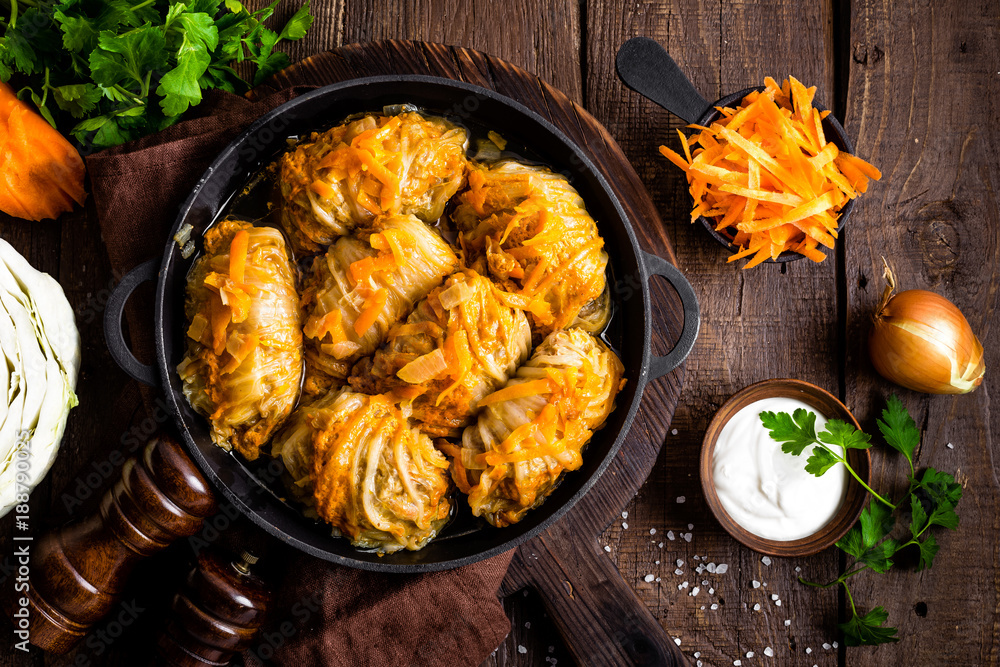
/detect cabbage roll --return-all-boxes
[177,220,302,461]
[299,214,458,397]
[270,389,452,553]
[452,160,610,337]
[349,268,531,438]
[279,112,469,253]
[442,329,624,527]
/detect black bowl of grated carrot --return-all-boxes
[617,38,882,268]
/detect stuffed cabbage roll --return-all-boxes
[452,160,610,337]
[349,268,531,437]
[177,220,302,461]
[300,214,458,397]
[279,111,469,253]
[442,329,624,527]
[270,388,452,553]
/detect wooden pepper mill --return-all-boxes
[154,549,271,666]
[7,434,217,654]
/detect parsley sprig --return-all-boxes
[761,395,963,647]
[0,0,313,150]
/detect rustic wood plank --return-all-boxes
[586,1,845,665]
[843,0,1000,663]
[340,0,583,104]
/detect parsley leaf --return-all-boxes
[804,445,841,477]
[836,503,897,572]
[89,27,168,88]
[840,606,899,646]
[279,0,313,40]
[760,408,817,456]
[915,467,962,530]
[916,533,939,571]
[877,394,920,472]
[819,419,872,450]
[909,493,928,538]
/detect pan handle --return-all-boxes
[516,526,689,665]
[642,251,700,381]
[616,37,711,125]
[104,259,160,387]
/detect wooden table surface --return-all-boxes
[1,1,998,666]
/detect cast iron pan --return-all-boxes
[104,75,699,575]
[616,36,856,263]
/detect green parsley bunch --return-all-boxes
[760,395,963,647]
[0,0,312,149]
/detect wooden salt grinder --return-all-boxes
[9,434,217,654]
[154,550,270,666]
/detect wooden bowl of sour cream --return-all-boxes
[700,379,871,557]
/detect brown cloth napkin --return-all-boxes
[85,86,513,667]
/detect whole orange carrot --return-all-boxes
[0,82,86,221]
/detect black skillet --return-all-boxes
[104,75,699,576]
[616,36,856,262]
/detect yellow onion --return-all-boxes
[869,264,985,394]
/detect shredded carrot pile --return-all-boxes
[659,76,881,268]
[346,228,415,335]
[317,115,405,215]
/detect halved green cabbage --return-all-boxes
[452,160,610,338]
[444,329,623,527]
[300,214,457,398]
[279,112,469,253]
[177,220,302,461]
[349,268,531,438]
[271,388,452,553]
[0,239,79,518]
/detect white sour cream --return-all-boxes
[712,396,847,541]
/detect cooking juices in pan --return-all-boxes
[180,105,627,553]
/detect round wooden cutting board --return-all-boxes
[257,40,689,666]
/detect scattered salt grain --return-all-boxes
[747,651,754,658]
[688,523,695,530]
[709,588,715,595]
[667,531,676,541]
[764,647,774,657]
[693,555,701,560]
[650,528,657,535]
[677,559,685,567]
[682,533,693,542]
[694,653,701,658]
[673,637,681,646]
[706,563,716,573]
[696,565,706,575]
[690,587,700,597]
[525,622,531,629]
[675,568,684,576]
[734,660,742,666]
[711,603,719,610]
[716,564,729,574]
[656,577,661,582]
[701,605,705,609]
[753,603,761,611]
[806,648,812,654]
[761,556,772,566]
[658,541,665,548]
[655,560,660,565]
[677,496,686,504]
[604,545,611,552]
[784,620,791,627]
[622,522,628,529]
[775,600,781,606]
[822,643,831,650]
[644,574,655,583]
[947,442,954,449]
[549,646,555,653]
[672,428,678,435]
[518,645,527,654]
[771,594,778,601]
[701,580,709,586]
[678,581,689,590]
[697,661,703,667]
[752,580,761,589]
[622,511,628,519]
[795,566,801,573]
[833,642,839,648]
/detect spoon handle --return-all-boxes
[616,37,711,125]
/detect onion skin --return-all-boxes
[869,289,985,395]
